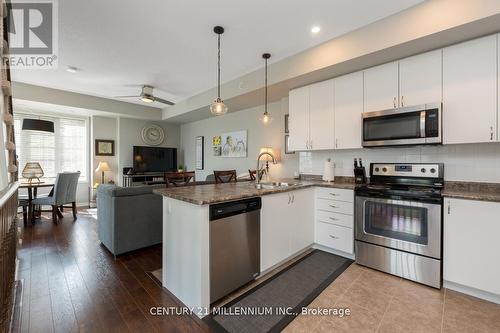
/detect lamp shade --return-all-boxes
[22,119,55,133]
[259,147,280,162]
[95,161,111,173]
[22,162,44,183]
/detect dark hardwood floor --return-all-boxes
[17,208,211,333]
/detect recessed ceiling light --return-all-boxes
[66,66,79,73]
[311,26,321,34]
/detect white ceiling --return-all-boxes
[11,0,424,109]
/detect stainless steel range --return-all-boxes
[355,163,444,288]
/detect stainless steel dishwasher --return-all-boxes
[209,197,261,303]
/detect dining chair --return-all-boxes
[248,169,266,181]
[31,172,80,224]
[18,197,29,225]
[214,170,237,184]
[165,171,195,187]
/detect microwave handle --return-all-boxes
[420,111,426,138]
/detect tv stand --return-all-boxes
[122,172,165,187]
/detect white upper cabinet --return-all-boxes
[288,86,309,151]
[334,71,363,149]
[288,80,334,151]
[363,61,398,112]
[498,33,500,142]
[443,35,497,144]
[399,50,442,107]
[309,80,334,150]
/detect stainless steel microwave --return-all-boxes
[362,103,442,147]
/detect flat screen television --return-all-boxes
[133,146,177,173]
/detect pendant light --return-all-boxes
[260,53,272,125]
[210,26,228,116]
[22,118,55,133]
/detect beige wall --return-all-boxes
[180,99,299,181]
[91,115,118,185]
[117,118,180,185]
[91,116,181,186]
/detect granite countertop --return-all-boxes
[442,181,500,203]
[153,177,355,205]
[153,176,500,205]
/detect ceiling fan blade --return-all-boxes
[114,95,141,98]
[153,96,175,106]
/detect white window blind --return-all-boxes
[14,113,88,180]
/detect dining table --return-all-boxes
[19,181,55,223]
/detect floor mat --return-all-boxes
[204,250,353,333]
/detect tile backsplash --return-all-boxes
[299,143,500,183]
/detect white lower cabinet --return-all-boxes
[260,188,314,272]
[444,198,500,295]
[314,187,354,255]
[315,221,353,253]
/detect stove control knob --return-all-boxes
[382,167,387,173]
[430,168,436,174]
[421,168,426,173]
[375,167,380,172]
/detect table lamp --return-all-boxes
[22,162,44,184]
[95,161,111,184]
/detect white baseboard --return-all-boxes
[444,280,500,304]
[312,244,355,260]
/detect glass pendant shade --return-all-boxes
[210,97,228,116]
[260,111,273,125]
[22,162,44,183]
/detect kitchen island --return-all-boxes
[153,178,355,317]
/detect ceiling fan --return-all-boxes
[116,85,175,105]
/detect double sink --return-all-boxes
[254,181,302,189]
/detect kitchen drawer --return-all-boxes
[316,187,353,202]
[316,198,354,215]
[315,221,353,254]
[315,210,353,229]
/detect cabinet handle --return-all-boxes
[490,126,494,141]
[329,217,338,221]
[287,193,291,205]
[401,96,404,107]
[447,202,450,215]
[310,140,313,149]
[335,138,338,149]
[329,235,339,239]
[329,205,338,208]
[329,193,337,196]
[393,97,397,108]
[292,193,295,203]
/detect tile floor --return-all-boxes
[284,263,500,333]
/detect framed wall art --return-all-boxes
[95,139,115,156]
[195,136,204,170]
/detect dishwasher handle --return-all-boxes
[209,197,262,221]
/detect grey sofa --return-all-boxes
[97,184,163,255]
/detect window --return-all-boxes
[14,113,88,180]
